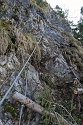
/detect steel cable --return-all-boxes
[0,34,43,106]
[19,49,28,125]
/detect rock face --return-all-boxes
[0,66,7,77]
[0,0,83,125]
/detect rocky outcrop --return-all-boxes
[0,0,83,125]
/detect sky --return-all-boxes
[46,0,83,24]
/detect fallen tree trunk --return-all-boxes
[77,88,83,94]
[13,91,74,125]
[74,88,83,95]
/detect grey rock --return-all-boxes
[7,53,20,69]
[10,71,24,92]
[48,10,71,32]
[5,119,13,125]
[0,106,3,120]
[4,112,12,119]
[27,63,43,99]
[7,62,15,69]
[0,56,7,66]
[12,54,20,66]
[0,66,7,76]
[0,119,3,125]
[46,54,71,78]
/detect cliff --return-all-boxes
[0,0,83,125]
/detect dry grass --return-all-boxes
[30,0,48,13]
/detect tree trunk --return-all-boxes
[77,88,83,94]
[12,91,73,125]
[74,88,83,94]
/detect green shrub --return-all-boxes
[38,84,54,125]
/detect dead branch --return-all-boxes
[77,88,83,94]
[12,91,74,125]
[74,88,83,95]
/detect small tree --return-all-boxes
[55,5,69,18]
[72,6,83,42]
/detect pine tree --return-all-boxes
[72,6,83,42]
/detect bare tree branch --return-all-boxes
[13,91,73,125]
